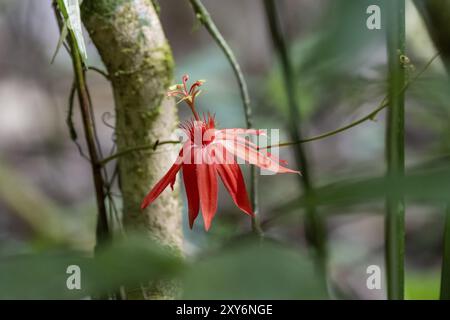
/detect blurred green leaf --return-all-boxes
[298,0,385,75]
[406,271,440,300]
[266,0,386,120]
[0,159,93,247]
[0,236,183,299]
[271,163,450,220]
[182,240,328,299]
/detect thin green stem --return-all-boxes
[263,52,439,150]
[53,3,110,251]
[441,206,450,299]
[263,0,326,271]
[99,140,180,166]
[67,79,90,161]
[188,0,262,237]
[264,100,387,149]
[188,0,251,127]
[88,65,110,80]
[385,0,406,300]
[67,80,78,140]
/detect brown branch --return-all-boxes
[53,3,110,251]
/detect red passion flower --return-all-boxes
[141,75,300,230]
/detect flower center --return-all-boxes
[167,74,205,121]
[180,115,216,147]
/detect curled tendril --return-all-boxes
[102,111,116,130]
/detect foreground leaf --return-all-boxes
[182,240,328,299]
[0,237,183,299]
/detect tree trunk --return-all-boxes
[81,0,183,299]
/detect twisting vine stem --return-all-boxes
[67,79,90,161]
[53,2,110,251]
[188,0,251,126]
[188,0,263,237]
[385,0,406,300]
[88,66,110,80]
[262,52,439,150]
[99,140,181,166]
[261,101,386,149]
[67,81,78,141]
[263,0,327,272]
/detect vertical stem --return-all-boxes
[413,0,450,301]
[441,207,450,299]
[385,0,406,300]
[53,3,110,251]
[263,0,327,270]
[69,35,110,251]
[188,0,262,236]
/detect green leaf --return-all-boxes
[56,0,88,64]
[277,164,450,212]
[0,237,183,299]
[406,271,440,300]
[182,240,328,299]
[51,22,69,64]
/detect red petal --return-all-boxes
[219,140,300,174]
[216,133,259,150]
[212,144,252,215]
[215,150,253,216]
[182,164,200,229]
[196,149,218,231]
[267,151,289,165]
[141,155,183,209]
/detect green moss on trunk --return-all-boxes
[81,0,183,299]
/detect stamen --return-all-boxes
[182,74,189,93]
[168,74,204,121]
[189,80,206,95]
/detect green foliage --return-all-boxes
[266,0,386,119]
[5,0,450,300]
[182,240,328,299]
[0,237,327,299]
[277,164,450,214]
[406,271,440,300]
[0,236,183,299]
[54,0,88,64]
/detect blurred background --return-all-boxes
[0,0,449,299]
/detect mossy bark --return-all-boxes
[81,0,183,299]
